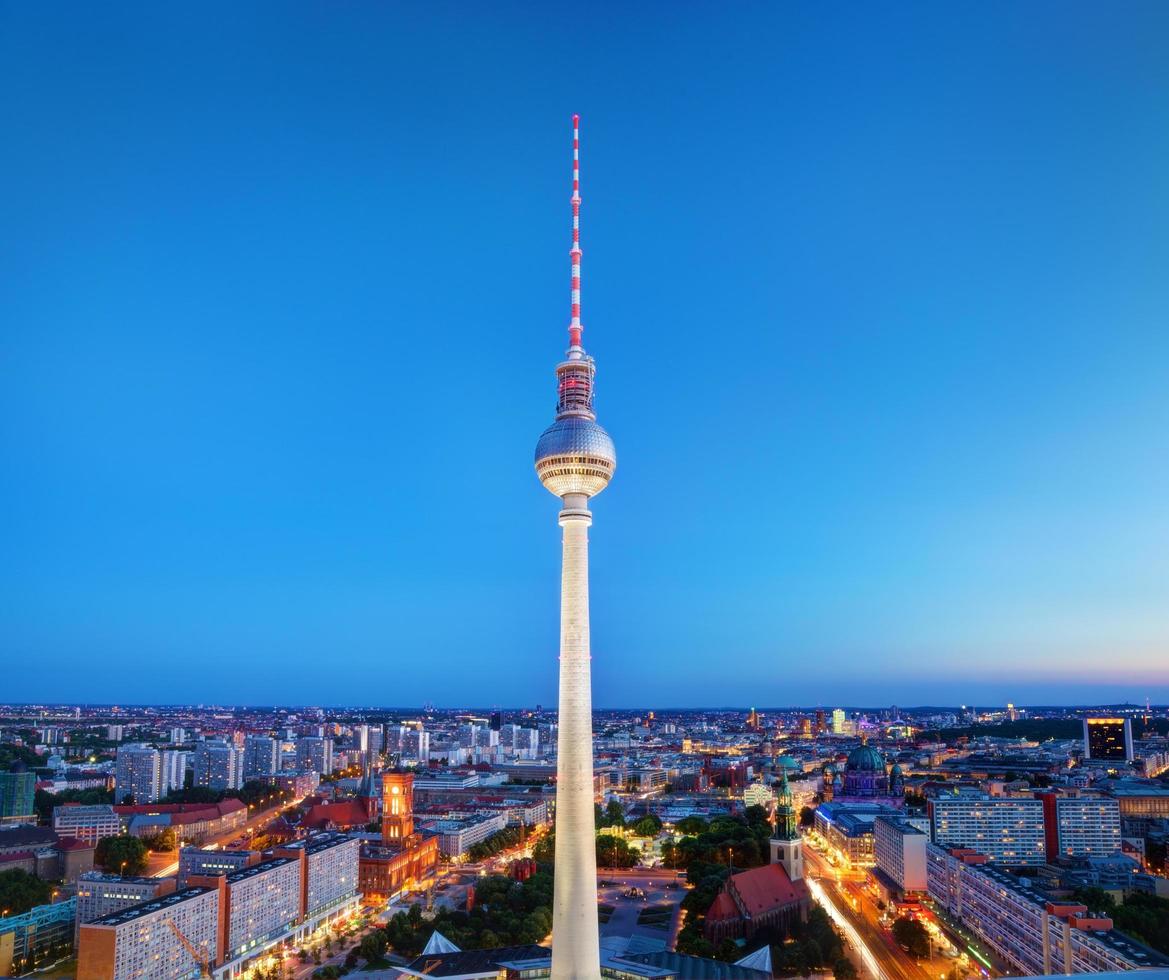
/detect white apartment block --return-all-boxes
[224,858,302,960]
[1047,796,1121,859]
[295,736,334,776]
[929,796,1046,866]
[873,814,928,892]
[161,749,190,793]
[927,844,1168,974]
[423,812,508,857]
[76,872,173,926]
[78,886,220,980]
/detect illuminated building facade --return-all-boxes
[359,771,439,901]
[1038,794,1121,860]
[928,796,1046,866]
[927,844,1169,974]
[78,833,361,980]
[1083,718,1134,763]
[534,115,616,980]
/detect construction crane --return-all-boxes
[167,918,212,978]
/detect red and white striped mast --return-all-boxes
[568,113,584,357]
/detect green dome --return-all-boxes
[846,744,885,772]
[776,755,800,770]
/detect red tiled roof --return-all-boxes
[0,850,36,864]
[302,800,370,830]
[728,863,809,918]
[56,835,94,852]
[705,891,738,922]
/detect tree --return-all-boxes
[601,800,626,828]
[358,930,387,964]
[95,834,149,876]
[0,868,52,916]
[799,806,815,828]
[675,815,709,835]
[891,917,930,958]
[144,827,178,852]
[595,833,638,868]
[834,957,858,979]
[632,815,662,837]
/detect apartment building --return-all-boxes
[929,796,1047,866]
[927,844,1168,974]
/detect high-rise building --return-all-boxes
[831,709,846,734]
[114,745,161,804]
[1038,795,1122,860]
[490,711,502,732]
[1083,718,1133,763]
[161,749,190,793]
[0,763,37,825]
[296,737,334,776]
[929,796,1046,866]
[106,725,124,743]
[873,815,928,893]
[814,709,827,735]
[192,741,244,791]
[533,115,616,980]
[244,736,280,779]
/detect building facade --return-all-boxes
[927,844,1168,974]
[53,804,123,846]
[873,815,928,894]
[929,796,1047,866]
[192,741,245,792]
[0,765,37,824]
[114,745,162,804]
[1038,794,1121,860]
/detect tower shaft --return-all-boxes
[550,499,600,980]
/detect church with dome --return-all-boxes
[826,740,903,801]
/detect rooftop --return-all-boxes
[88,887,213,927]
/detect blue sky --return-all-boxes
[2,3,1167,708]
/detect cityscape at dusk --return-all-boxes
[2,4,1168,980]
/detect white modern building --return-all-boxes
[1042,795,1122,859]
[927,843,1168,974]
[422,812,508,858]
[161,749,190,793]
[929,795,1047,866]
[532,114,617,980]
[872,814,928,894]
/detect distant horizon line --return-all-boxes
[2,701,1163,713]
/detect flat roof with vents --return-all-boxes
[89,887,213,927]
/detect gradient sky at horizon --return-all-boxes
[2,3,1168,708]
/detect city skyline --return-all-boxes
[4,4,1168,707]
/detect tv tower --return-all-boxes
[534,114,615,980]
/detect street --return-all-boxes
[803,840,960,980]
[145,796,305,878]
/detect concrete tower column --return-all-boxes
[551,497,600,980]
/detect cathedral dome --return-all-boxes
[846,744,885,772]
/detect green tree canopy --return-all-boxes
[95,834,148,876]
[0,868,52,916]
[632,814,662,837]
[596,833,639,868]
[891,917,930,958]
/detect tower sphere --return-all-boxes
[534,414,616,498]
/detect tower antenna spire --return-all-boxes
[569,113,583,354]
